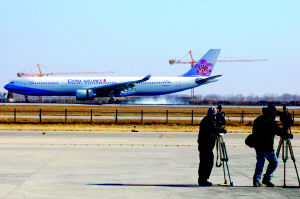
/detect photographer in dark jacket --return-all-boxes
[197,107,226,186]
[252,104,292,187]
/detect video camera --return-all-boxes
[276,105,294,130]
[216,105,227,134]
[216,105,226,127]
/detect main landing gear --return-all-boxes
[108,98,120,104]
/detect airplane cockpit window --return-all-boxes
[9,81,15,84]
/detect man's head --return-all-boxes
[263,104,276,119]
[267,104,276,112]
[207,107,217,116]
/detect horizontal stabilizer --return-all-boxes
[195,75,222,85]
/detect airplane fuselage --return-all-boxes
[5,76,200,97]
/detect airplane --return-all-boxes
[4,49,221,103]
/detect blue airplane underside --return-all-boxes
[4,83,203,96]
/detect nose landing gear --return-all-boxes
[24,95,30,103]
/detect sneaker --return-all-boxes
[198,180,213,186]
[253,181,262,187]
[262,179,275,187]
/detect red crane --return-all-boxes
[169,50,268,98]
[169,50,267,65]
[17,64,114,77]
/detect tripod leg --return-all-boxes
[220,139,227,184]
[218,137,227,184]
[222,161,227,184]
[215,136,222,167]
[287,139,300,187]
[276,138,283,158]
[220,138,233,186]
[225,162,233,186]
[282,140,288,187]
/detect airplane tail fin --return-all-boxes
[180,49,221,77]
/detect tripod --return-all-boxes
[276,128,300,187]
[215,133,233,186]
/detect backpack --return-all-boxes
[245,134,256,148]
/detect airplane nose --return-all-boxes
[4,83,11,91]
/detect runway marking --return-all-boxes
[162,133,174,138]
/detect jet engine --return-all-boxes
[76,89,94,100]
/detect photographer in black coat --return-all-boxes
[252,104,293,187]
[197,107,226,186]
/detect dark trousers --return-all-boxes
[253,150,278,183]
[198,147,214,182]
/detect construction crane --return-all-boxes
[169,50,268,65]
[17,64,114,77]
[169,50,267,98]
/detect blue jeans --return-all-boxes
[253,150,278,183]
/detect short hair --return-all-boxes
[207,107,217,115]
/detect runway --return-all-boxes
[0,131,299,199]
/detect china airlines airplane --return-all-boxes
[4,49,221,103]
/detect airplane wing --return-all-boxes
[195,75,222,85]
[91,75,151,96]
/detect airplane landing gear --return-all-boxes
[108,98,114,104]
[7,92,14,103]
[24,95,29,103]
[108,98,120,104]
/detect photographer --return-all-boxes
[252,104,293,187]
[197,107,226,186]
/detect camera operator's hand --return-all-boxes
[281,133,293,139]
[219,127,227,134]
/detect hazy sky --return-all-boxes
[1,0,299,96]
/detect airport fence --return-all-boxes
[0,108,298,125]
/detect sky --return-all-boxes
[0,0,300,96]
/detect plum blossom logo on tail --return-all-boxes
[196,59,212,76]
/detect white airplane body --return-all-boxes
[4,49,221,102]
